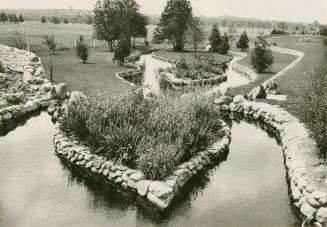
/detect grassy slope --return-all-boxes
[264,36,327,119]
[231,51,297,94]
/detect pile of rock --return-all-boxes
[0,45,53,124]
[215,94,327,226]
[54,100,231,209]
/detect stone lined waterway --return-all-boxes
[0,112,300,226]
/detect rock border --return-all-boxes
[53,120,231,210]
[215,95,327,225]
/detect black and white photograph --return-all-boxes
[0,0,327,226]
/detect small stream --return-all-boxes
[0,54,301,226]
[0,112,300,226]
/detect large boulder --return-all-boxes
[0,99,8,108]
[51,83,68,101]
[316,207,327,223]
[247,85,266,100]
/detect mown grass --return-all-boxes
[230,50,297,95]
[263,36,327,118]
[60,89,223,180]
[0,21,147,95]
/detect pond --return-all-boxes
[0,112,300,226]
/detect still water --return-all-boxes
[0,112,300,226]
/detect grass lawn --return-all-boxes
[0,21,143,96]
[154,50,232,64]
[263,35,327,119]
[230,51,297,94]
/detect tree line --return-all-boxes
[0,12,24,23]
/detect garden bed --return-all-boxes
[54,90,231,209]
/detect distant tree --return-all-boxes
[158,0,193,51]
[9,28,27,49]
[251,37,274,73]
[0,12,8,22]
[80,43,89,63]
[219,32,230,55]
[43,35,57,82]
[52,16,60,24]
[320,26,327,36]
[63,18,69,24]
[209,23,222,53]
[237,30,249,51]
[8,14,19,23]
[41,16,46,23]
[131,14,148,48]
[185,17,205,53]
[113,39,131,65]
[18,14,24,23]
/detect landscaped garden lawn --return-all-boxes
[230,51,297,94]
[263,36,327,119]
[0,21,144,95]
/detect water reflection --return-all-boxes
[0,112,300,226]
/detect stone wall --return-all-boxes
[0,44,52,125]
[115,63,143,87]
[53,120,231,209]
[215,95,327,226]
[231,62,257,81]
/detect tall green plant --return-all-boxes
[9,28,27,50]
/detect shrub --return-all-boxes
[251,37,274,73]
[60,90,223,179]
[113,40,131,65]
[41,16,46,23]
[237,30,249,51]
[0,61,5,73]
[76,35,84,57]
[9,28,27,50]
[323,38,327,46]
[302,64,327,158]
[80,43,89,63]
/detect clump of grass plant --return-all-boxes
[60,89,223,180]
[170,55,227,80]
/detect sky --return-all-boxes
[0,0,326,23]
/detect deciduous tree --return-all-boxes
[185,17,205,53]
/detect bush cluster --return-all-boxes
[172,55,226,80]
[9,28,27,50]
[60,90,223,179]
[271,29,286,35]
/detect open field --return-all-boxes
[264,36,327,119]
[231,51,297,94]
